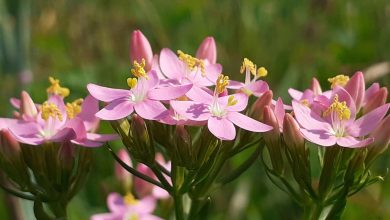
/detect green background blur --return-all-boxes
[1,0,389,219]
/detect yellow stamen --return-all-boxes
[66,98,83,119]
[41,102,63,121]
[127,214,139,220]
[127,78,138,89]
[257,67,268,77]
[323,95,351,120]
[123,193,138,205]
[300,99,310,107]
[216,74,229,94]
[177,95,189,101]
[240,58,256,75]
[131,59,148,79]
[177,50,205,76]
[47,77,70,98]
[328,75,349,89]
[227,96,238,106]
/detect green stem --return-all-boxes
[48,201,68,219]
[304,202,323,220]
[173,192,184,220]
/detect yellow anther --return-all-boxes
[323,95,351,120]
[41,101,63,121]
[47,77,70,98]
[131,59,148,79]
[177,95,189,101]
[127,214,139,220]
[66,98,83,119]
[300,99,310,107]
[328,75,349,89]
[227,96,238,106]
[257,67,268,77]
[127,78,138,89]
[240,58,256,75]
[216,74,229,94]
[123,193,138,205]
[177,50,205,76]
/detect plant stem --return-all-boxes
[304,202,323,220]
[173,192,184,220]
[48,201,68,219]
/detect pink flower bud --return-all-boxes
[20,91,37,119]
[283,113,304,150]
[363,87,387,114]
[0,129,21,158]
[130,30,153,70]
[310,77,322,95]
[58,141,75,171]
[251,90,273,121]
[115,149,132,189]
[345,71,365,110]
[366,115,390,164]
[196,36,217,64]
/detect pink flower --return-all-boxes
[228,58,269,97]
[159,48,222,87]
[293,86,389,148]
[7,93,117,147]
[91,193,162,220]
[87,70,192,121]
[171,76,272,140]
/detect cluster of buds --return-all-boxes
[258,72,389,219]
[88,30,274,219]
[0,79,117,219]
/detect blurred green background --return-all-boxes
[1,0,389,219]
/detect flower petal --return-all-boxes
[337,136,374,148]
[204,63,222,83]
[208,117,236,140]
[292,101,332,131]
[49,127,77,142]
[87,84,131,102]
[170,101,211,121]
[86,133,118,142]
[228,112,273,132]
[96,99,134,120]
[274,97,285,128]
[185,86,213,103]
[288,88,303,101]
[159,48,186,80]
[78,95,100,131]
[348,103,390,137]
[245,80,269,97]
[90,213,122,220]
[218,93,248,112]
[148,83,192,101]
[107,193,126,213]
[300,128,337,147]
[134,99,167,120]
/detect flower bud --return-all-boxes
[345,71,365,110]
[250,90,273,121]
[173,125,193,168]
[363,87,387,114]
[0,129,21,158]
[20,91,38,120]
[310,77,322,96]
[283,113,304,152]
[196,37,217,64]
[130,30,153,71]
[131,114,154,164]
[365,115,390,165]
[115,149,133,190]
[58,141,75,171]
[262,106,283,174]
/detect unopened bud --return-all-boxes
[283,113,304,151]
[134,163,155,198]
[115,149,133,190]
[250,90,273,121]
[20,91,38,120]
[310,77,322,96]
[365,115,390,165]
[196,37,217,64]
[174,125,193,168]
[131,114,154,164]
[0,129,21,157]
[345,71,365,111]
[130,30,153,71]
[363,87,387,114]
[262,106,283,174]
[58,141,75,172]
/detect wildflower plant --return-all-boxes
[0,29,388,220]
